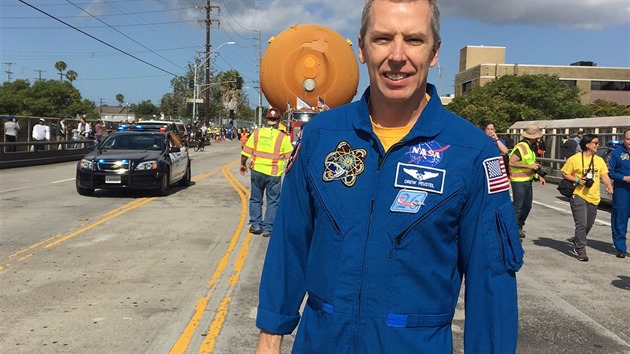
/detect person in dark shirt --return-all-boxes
[561,134,578,159]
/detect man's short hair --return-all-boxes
[360,0,441,45]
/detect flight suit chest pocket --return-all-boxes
[482,201,524,276]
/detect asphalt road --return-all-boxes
[0,140,628,354]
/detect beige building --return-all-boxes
[454,45,630,106]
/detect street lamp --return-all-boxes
[191,41,235,126]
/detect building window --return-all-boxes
[591,81,630,91]
[462,81,473,96]
[561,80,577,87]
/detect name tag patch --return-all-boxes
[390,190,427,213]
[394,162,445,194]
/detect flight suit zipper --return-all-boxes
[356,140,404,352]
[390,188,461,256]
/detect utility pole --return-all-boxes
[198,0,219,126]
[33,69,46,82]
[4,62,15,82]
[258,30,263,127]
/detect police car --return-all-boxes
[76,128,191,196]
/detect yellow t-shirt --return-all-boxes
[561,153,609,205]
[371,94,430,152]
[371,122,413,152]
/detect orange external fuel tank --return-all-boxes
[260,24,359,112]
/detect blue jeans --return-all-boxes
[511,180,533,229]
[249,170,282,233]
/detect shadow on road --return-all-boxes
[532,237,575,258]
[611,276,630,291]
[533,237,618,258]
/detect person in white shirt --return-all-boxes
[77,117,92,148]
[32,118,50,151]
[4,115,20,152]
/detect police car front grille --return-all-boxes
[97,160,131,172]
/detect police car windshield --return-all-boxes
[101,134,164,150]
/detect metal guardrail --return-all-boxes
[0,140,94,169]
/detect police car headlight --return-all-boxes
[135,160,158,170]
[79,159,93,169]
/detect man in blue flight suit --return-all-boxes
[255,0,524,353]
[608,128,630,258]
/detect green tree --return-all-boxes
[66,70,78,83]
[116,94,125,106]
[0,79,31,115]
[54,61,67,82]
[447,74,591,131]
[589,99,630,117]
[132,100,159,118]
[24,80,93,117]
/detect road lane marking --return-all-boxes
[519,272,630,348]
[1,169,220,273]
[170,160,250,354]
[45,197,156,248]
[533,200,611,226]
[200,162,253,353]
[52,178,75,184]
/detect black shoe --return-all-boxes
[249,226,262,235]
[576,249,589,262]
[262,232,271,238]
[616,251,626,258]
[519,229,525,239]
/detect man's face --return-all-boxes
[623,130,630,150]
[358,0,440,104]
[485,124,496,135]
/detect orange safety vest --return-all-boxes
[508,142,536,182]
[242,127,293,176]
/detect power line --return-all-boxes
[17,0,178,77]
[65,0,186,71]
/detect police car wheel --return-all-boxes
[157,169,169,196]
[179,162,191,187]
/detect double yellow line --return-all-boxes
[2,161,254,354]
[169,160,254,354]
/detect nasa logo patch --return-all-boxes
[405,141,450,166]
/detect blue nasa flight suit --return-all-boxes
[256,85,524,353]
[608,145,630,254]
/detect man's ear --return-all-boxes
[429,40,441,68]
[358,35,366,64]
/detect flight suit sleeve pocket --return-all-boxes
[482,202,525,276]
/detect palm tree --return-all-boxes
[116,94,124,107]
[66,70,78,83]
[55,61,67,82]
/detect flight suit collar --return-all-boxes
[353,84,444,142]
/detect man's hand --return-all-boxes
[539,176,546,187]
[255,330,282,354]
[239,165,247,176]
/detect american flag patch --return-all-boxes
[483,157,510,194]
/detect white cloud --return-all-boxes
[440,1,630,30]
[220,1,628,33]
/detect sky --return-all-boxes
[1,0,629,110]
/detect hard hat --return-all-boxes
[266,108,281,120]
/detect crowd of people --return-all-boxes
[3,116,106,152]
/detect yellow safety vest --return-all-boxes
[509,142,536,182]
[242,127,293,176]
